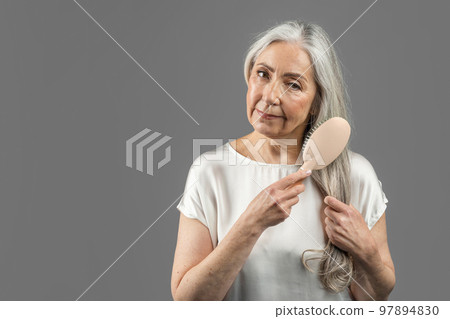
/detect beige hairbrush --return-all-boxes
[299,117,351,171]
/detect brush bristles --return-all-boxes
[301,119,327,154]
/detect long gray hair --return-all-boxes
[243,20,355,293]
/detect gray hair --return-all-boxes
[243,20,355,294]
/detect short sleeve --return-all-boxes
[176,159,208,228]
[350,152,389,230]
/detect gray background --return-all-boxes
[0,0,448,300]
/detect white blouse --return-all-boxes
[176,141,389,301]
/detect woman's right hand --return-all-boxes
[243,169,312,232]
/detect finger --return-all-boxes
[285,196,300,208]
[325,220,337,237]
[287,179,305,190]
[324,206,339,223]
[324,196,348,213]
[324,216,334,229]
[278,196,300,215]
[275,169,311,190]
[282,183,305,201]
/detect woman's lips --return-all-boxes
[256,109,284,120]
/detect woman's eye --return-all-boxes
[255,71,301,90]
[257,70,268,78]
[288,82,302,91]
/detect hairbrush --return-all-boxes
[299,117,351,171]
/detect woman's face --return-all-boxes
[246,41,317,140]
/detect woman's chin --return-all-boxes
[253,123,282,138]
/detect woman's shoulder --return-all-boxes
[348,150,372,169]
[189,142,233,175]
[348,150,381,185]
[347,150,389,227]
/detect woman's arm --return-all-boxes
[322,195,396,301]
[172,169,310,300]
[350,213,396,301]
[173,212,263,301]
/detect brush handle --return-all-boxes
[300,159,316,171]
[285,159,316,190]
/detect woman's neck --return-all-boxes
[239,130,305,165]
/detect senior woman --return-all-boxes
[171,20,395,301]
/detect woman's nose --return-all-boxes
[263,80,282,106]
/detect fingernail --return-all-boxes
[305,170,312,175]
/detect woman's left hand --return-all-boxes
[323,196,375,257]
